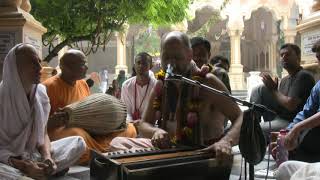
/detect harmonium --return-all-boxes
[90,146,232,180]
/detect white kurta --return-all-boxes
[121,76,157,122]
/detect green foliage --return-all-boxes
[30,0,190,62]
[135,28,161,56]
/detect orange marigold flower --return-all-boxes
[155,69,165,80]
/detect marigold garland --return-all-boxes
[155,69,165,81]
[153,68,208,145]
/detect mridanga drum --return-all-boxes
[63,93,127,135]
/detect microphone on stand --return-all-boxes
[165,64,174,80]
[165,64,182,82]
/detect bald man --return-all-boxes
[42,49,137,164]
[111,32,243,171]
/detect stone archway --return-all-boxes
[219,0,299,90]
[242,7,280,75]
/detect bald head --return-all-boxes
[160,31,192,74]
[59,49,88,82]
[60,49,86,66]
[161,31,191,51]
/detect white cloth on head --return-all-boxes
[121,76,156,122]
[0,44,50,164]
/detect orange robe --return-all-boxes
[42,76,137,164]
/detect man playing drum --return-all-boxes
[111,31,243,164]
[42,49,137,164]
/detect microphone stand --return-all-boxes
[165,73,275,115]
[165,68,276,180]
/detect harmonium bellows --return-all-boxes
[90,147,232,180]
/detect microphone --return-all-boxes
[165,64,174,79]
[165,64,182,81]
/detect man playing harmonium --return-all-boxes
[110,31,243,164]
[43,49,137,164]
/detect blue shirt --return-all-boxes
[288,81,320,129]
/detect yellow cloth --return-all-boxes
[42,76,137,164]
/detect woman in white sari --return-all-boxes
[0,44,86,180]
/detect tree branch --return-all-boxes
[43,34,93,62]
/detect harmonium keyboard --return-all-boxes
[90,146,232,180]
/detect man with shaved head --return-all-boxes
[43,49,137,164]
[0,44,86,179]
[110,32,243,176]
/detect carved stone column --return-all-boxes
[282,16,297,44]
[228,29,245,90]
[270,35,278,75]
[115,31,128,75]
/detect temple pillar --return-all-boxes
[270,36,278,75]
[0,0,46,80]
[283,29,297,44]
[282,16,297,44]
[228,29,245,90]
[115,31,128,75]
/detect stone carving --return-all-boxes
[0,0,31,12]
[21,0,31,12]
[312,0,320,12]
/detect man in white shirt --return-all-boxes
[121,52,157,122]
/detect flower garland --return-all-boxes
[153,66,210,145]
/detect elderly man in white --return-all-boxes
[0,44,86,180]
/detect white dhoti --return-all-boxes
[276,161,320,180]
[0,136,86,180]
